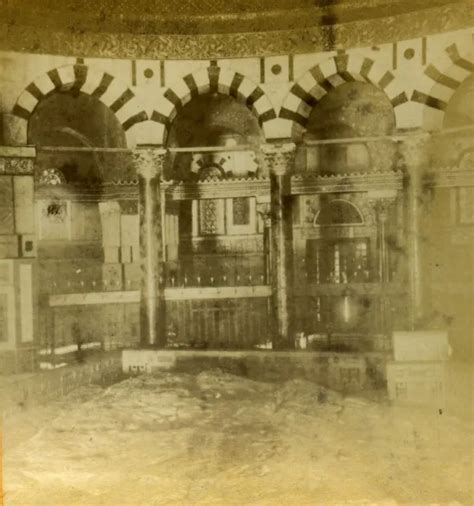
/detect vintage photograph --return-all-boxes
[0,0,472,504]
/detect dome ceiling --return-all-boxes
[0,0,470,59]
[1,0,468,35]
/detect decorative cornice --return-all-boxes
[37,166,473,201]
[290,171,404,194]
[0,146,36,158]
[0,2,471,59]
[35,171,405,201]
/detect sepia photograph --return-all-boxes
[0,0,472,504]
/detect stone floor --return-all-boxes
[3,369,473,505]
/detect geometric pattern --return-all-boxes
[13,64,148,132]
[151,65,277,143]
[279,53,408,128]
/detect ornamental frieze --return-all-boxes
[0,157,34,175]
[0,3,470,59]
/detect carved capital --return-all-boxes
[368,198,396,224]
[261,143,296,176]
[133,146,167,181]
[256,202,272,227]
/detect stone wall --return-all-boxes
[0,351,122,416]
[122,349,388,394]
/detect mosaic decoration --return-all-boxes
[0,3,469,59]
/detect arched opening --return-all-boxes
[29,91,134,184]
[443,73,474,129]
[165,93,264,181]
[307,198,369,285]
[302,195,373,338]
[430,74,474,167]
[162,92,268,347]
[163,93,265,290]
[29,91,136,305]
[296,81,396,175]
[315,199,364,226]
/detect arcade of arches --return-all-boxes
[0,7,472,374]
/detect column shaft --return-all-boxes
[262,143,296,349]
[400,134,429,329]
[134,147,167,347]
[270,173,293,348]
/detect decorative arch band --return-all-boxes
[12,64,149,132]
[149,65,277,142]
[411,42,473,113]
[279,53,408,128]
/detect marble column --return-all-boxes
[262,143,296,349]
[399,133,430,329]
[372,198,395,333]
[256,200,272,284]
[133,146,167,347]
[373,199,395,284]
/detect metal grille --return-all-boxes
[167,297,271,349]
[199,199,219,235]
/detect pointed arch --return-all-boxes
[12,64,149,146]
[150,65,278,145]
[279,53,407,134]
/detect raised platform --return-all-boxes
[122,349,389,393]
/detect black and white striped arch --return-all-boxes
[279,54,408,128]
[13,64,148,133]
[150,66,277,141]
[411,43,473,119]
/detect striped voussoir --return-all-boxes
[150,66,277,131]
[279,54,407,128]
[13,64,148,131]
[411,43,473,111]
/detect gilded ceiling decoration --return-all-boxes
[0,1,471,59]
